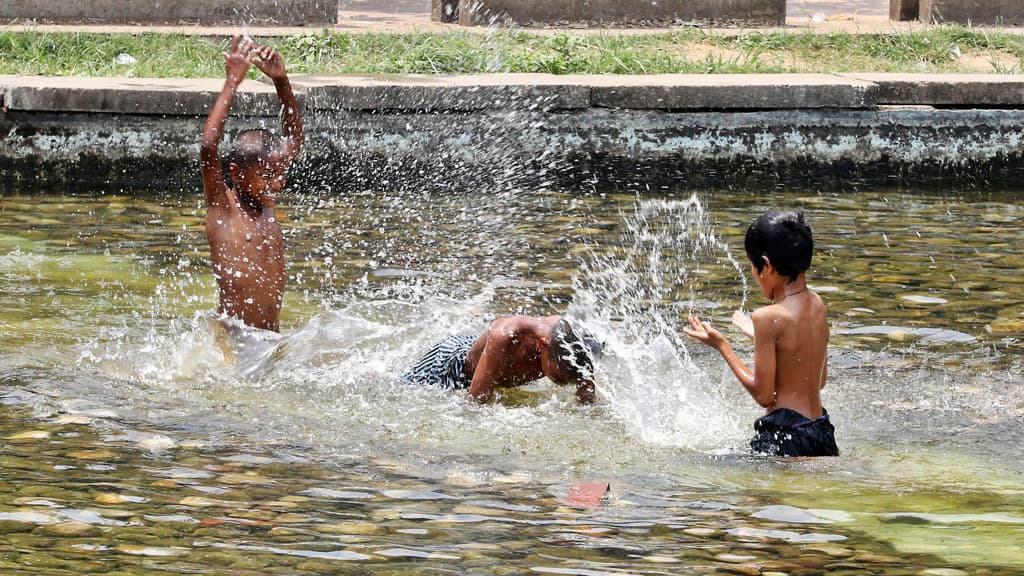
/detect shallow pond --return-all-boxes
[0,185,1021,575]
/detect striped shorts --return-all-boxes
[402,334,477,390]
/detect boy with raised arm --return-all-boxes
[201,36,304,332]
[403,315,602,404]
[684,211,838,457]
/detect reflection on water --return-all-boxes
[1,186,1022,573]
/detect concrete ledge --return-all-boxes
[1,77,296,116]
[586,74,878,110]
[9,74,1024,115]
[294,74,591,112]
[292,73,878,111]
[920,0,1023,26]
[844,73,1024,106]
[0,0,336,25]
[3,74,1024,192]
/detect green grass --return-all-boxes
[0,28,1022,77]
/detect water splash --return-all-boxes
[570,195,749,450]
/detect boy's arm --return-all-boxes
[201,36,254,208]
[467,328,513,404]
[252,45,305,163]
[684,314,777,407]
[746,309,779,407]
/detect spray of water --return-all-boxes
[570,194,749,450]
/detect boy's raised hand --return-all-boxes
[252,45,288,81]
[224,35,254,84]
[683,315,727,350]
[731,310,755,340]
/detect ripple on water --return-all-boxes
[725,527,847,543]
[215,543,372,561]
[752,505,853,524]
[298,487,375,500]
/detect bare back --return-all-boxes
[760,290,829,418]
[464,315,560,402]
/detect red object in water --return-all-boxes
[567,482,611,508]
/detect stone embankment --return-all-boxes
[2,73,1023,192]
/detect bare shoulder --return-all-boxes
[485,317,519,340]
[809,290,828,313]
[751,304,788,324]
[485,315,539,342]
[206,180,241,214]
[751,304,792,338]
[807,290,830,332]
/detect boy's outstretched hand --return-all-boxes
[252,45,288,82]
[683,315,727,350]
[731,310,754,340]
[224,35,254,85]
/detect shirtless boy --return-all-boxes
[684,211,838,456]
[403,315,602,404]
[200,36,304,332]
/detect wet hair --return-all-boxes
[744,210,814,283]
[547,318,603,383]
[228,129,278,169]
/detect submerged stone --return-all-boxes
[715,553,759,563]
[116,544,190,557]
[95,493,147,505]
[683,527,722,537]
[39,521,102,537]
[715,564,761,576]
[0,519,38,534]
[315,522,386,536]
[6,430,51,440]
[67,449,117,461]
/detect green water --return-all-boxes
[0,186,1021,574]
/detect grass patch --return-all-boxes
[0,27,1022,77]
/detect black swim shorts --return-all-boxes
[750,408,839,457]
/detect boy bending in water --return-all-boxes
[404,316,601,404]
[684,211,838,457]
[201,36,304,332]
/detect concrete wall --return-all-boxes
[3,74,1024,193]
[890,0,920,21]
[0,0,337,25]
[919,0,1024,25]
[431,0,786,26]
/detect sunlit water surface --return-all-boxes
[1,185,1022,574]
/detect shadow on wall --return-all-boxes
[340,0,432,14]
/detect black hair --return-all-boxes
[228,129,278,169]
[744,210,814,282]
[547,318,603,383]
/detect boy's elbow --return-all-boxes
[200,135,219,156]
[750,386,775,407]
